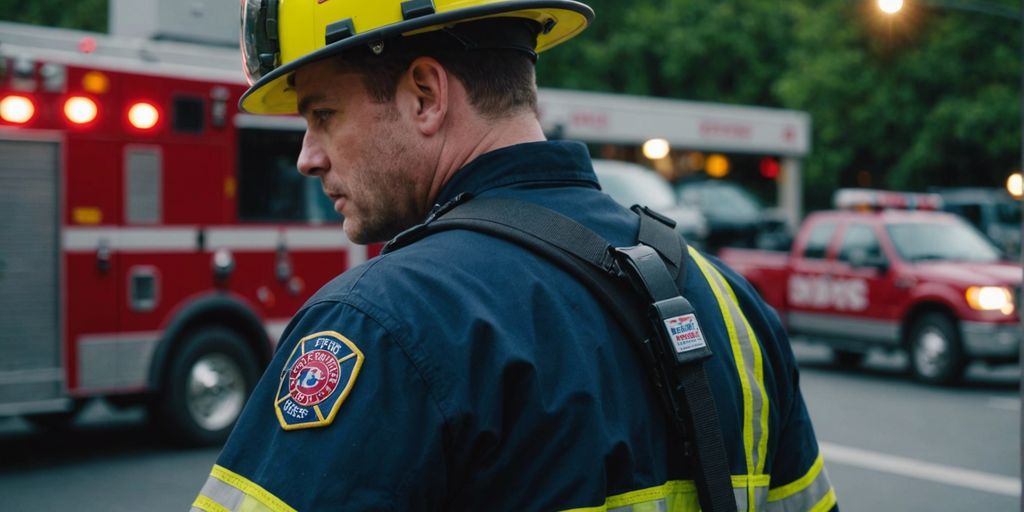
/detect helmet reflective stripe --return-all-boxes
[239,0,594,115]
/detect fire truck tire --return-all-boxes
[908,313,966,386]
[155,326,259,446]
[832,349,865,369]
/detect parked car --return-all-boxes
[592,159,708,246]
[675,179,789,252]
[933,187,1021,260]
[718,189,1021,385]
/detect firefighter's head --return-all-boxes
[240,0,592,244]
[239,0,594,115]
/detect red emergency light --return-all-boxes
[759,157,781,179]
[128,101,160,130]
[834,188,943,211]
[64,96,99,125]
[0,95,36,124]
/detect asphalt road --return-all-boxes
[0,341,1018,512]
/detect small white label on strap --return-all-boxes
[664,313,708,354]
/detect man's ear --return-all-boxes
[398,57,448,136]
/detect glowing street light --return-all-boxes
[877,0,905,14]
[643,138,671,160]
[1007,172,1023,198]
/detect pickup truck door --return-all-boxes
[829,223,904,346]
[786,220,843,338]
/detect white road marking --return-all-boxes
[987,398,1021,411]
[821,442,1021,497]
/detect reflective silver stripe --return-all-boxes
[607,500,669,512]
[192,465,297,512]
[735,488,748,511]
[767,455,837,512]
[196,475,245,511]
[737,486,769,511]
[691,248,770,479]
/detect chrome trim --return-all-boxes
[788,312,901,344]
[961,321,1021,358]
[0,398,73,416]
[77,332,161,390]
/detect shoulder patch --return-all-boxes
[274,331,364,431]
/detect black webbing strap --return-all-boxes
[678,364,737,511]
[387,197,650,339]
[384,196,736,512]
[632,205,683,281]
[614,244,735,512]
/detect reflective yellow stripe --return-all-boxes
[810,489,837,512]
[199,465,296,512]
[690,250,754,474]
[561,478,772,512]
[733,474,772,488]
[192,495,232,512]
[560,480,700,512]
[690,247,773,511]
[720,273,771,475]
[768,454,825,502]
[766,454,837,512]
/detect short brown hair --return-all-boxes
[336,18,540,119]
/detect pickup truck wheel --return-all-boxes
[154,327,259,446]
[832,349,865,369]
[909,313,965,386]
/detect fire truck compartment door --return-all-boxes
[0,139,66,414]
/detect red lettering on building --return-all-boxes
[699,120,752,140]
[570,111,609,130]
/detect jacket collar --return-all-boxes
[434,140,599,207]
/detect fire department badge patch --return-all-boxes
[275,331,364,431]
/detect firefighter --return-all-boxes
[193,1,837,510]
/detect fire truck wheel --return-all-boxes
[832,349,865,369]
[156,327,259,446]
[908,313,965,386]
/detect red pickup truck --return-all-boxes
[719,189,1021,385]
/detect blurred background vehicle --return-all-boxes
[932,187,1021,260]
[592,159,708,247]
[719,189,1021,385]
[675,179,791,252]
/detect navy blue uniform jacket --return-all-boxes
[195,141,836,512]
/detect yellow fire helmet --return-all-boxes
[239,0,594,114]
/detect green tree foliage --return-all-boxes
[0,0,109,33]
[776,0,1020,207]
[539,0,795,106]
[539,0,1021,210]
[3,0,1018,208]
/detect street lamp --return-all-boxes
[877,0,1020,19]
[877,0,905,14]
[876,0,1023,242]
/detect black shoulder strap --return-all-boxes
[385,196,736,512]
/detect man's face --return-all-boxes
[294,59,428,244]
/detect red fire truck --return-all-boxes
[0,21,372,444]
[719,189,1021,385]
